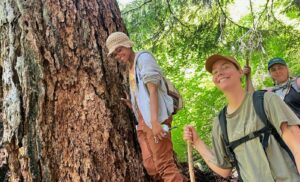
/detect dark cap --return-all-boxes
[268,57,286,70]
[205,54,241,73]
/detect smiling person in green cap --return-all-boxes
[267,57,300,118]
[244,57,300,118]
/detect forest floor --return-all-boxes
[180,162,238,182]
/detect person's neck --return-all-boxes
[276,78,289,86]
[224,86,246,114]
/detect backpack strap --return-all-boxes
[219,107,229,145]
[229,127,269,150]
[252,90,296,164]
[134,51,148,86]
[252,91,272,149]
[291,77,300,93]
[218,107,244,182]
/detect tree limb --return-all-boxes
[122,0,152,15]
[166,0,190,29]
[216,0,250,30]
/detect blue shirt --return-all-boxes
[129,51,174,128]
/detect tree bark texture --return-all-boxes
[0,0,146,181]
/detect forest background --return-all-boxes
[118,0,300,165]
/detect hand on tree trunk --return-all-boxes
[121,91,132,109]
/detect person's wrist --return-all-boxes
[152,120,160,126]
[192,139,200,149]
[193,136,202,147]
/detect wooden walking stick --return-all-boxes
[245,51,254,93]
[187,142,195,182]
[245,52,250,92]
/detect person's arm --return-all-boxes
[138,52,165,140]
[297,77,300,89]
[183,126,232,177]
[281,123,300,174]
[147,82,165,140]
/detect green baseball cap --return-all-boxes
[268,57,287,70]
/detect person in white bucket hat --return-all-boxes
[106,32,134,56]
[106,32,187,181]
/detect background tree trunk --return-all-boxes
[0,0,147,181]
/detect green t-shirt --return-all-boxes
[211,92,300,181]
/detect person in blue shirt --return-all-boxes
[106,32,186,182]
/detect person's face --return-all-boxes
[211,60,243,91]
[111,46,132,64]
[269,64,289,84]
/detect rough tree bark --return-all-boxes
[0,0,147,181]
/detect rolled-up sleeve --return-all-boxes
[264,92,300,135]
[211,118,232,169]
[137,53,162,85]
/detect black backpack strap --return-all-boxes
[219,107,229,144]
[229,127,269,150]
[218,107,243,182]
[252,91,272,149]
[252,90,296,164]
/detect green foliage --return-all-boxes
[119,0,300,164]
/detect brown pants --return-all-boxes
[137,116,186,182]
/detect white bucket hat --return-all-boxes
[106,32,134,56]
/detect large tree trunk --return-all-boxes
[0,0,147,181]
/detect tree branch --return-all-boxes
[166,0,190,29]
[249,0,255,28]
[270,0,290,27]
[216,0,250,30]
[122,0,152,15]
[256,0,270,28]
